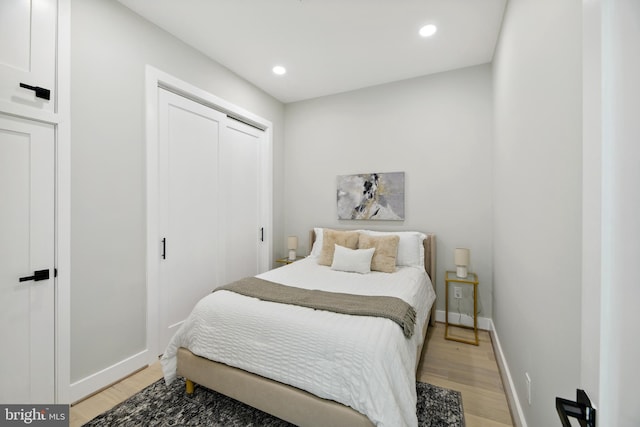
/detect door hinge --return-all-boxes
[161,238,167,259]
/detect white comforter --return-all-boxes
[161,257,435,427]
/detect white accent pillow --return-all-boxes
[310,227,324,258]
[360,230,426,267]
[330,244,375,274]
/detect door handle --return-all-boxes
[19,83,51,100]
[19,269,50,283]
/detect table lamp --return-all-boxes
[455,248,470,278]
[288,236,298,261]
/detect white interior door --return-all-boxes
[219,119,265,283]
[0,113,55,403]
[158,89,225,350]
[0,0,56,113]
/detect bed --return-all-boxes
[161,228,436,427]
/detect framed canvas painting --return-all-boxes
[336,172,405,220]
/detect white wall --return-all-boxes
[492,1,582,426]
[284,65,493,317]
[70,0,284,387]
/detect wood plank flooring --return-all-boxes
[417,323,513,427]
[71,322,513,426]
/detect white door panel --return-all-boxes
[220,121,262,283]
[0,114,55,403]
[158,89,226,350]
[0,0,57,113]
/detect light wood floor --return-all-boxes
[417,323,513,427]
[71,322,513,427]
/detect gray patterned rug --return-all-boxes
[83,377,464,427]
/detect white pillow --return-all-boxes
[330,244,375,274]
[360,230,426,267]
[309,227,324,258]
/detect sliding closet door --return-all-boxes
[156,88,267,351]
[158,89,225,350]
[219,119,265,284]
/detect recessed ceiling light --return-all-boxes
[419,24,437,38]
[272,65,287,75]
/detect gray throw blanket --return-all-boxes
[216,276,416,338]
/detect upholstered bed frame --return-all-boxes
[176,230,436,427]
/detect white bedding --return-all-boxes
[161,257,435,427]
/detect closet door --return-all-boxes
[156,88,267,352]
[158,89,225,350]
[219,119,265,284]
[0,0,57,113]
[0,114,55,403]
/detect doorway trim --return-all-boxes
[144,66,273,361]
[56,0,71,401]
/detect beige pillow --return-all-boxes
[358,234,400,273]
[318,229,360,266]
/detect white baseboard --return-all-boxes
[488,320,528,427]
[69,349,151,403]
[434,309,492,331]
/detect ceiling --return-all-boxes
[117,0,507,103]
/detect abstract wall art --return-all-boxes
[336,172,405,220]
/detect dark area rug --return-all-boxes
[83,377,464,427]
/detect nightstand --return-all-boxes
[445,270,479,346]
[275,256,304,266]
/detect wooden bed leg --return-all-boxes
[185,379,195,395]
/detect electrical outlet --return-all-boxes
[454,287,462,299]
[525,372,531,405]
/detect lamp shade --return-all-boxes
[454,248,470,266]
[287,236,298,250]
